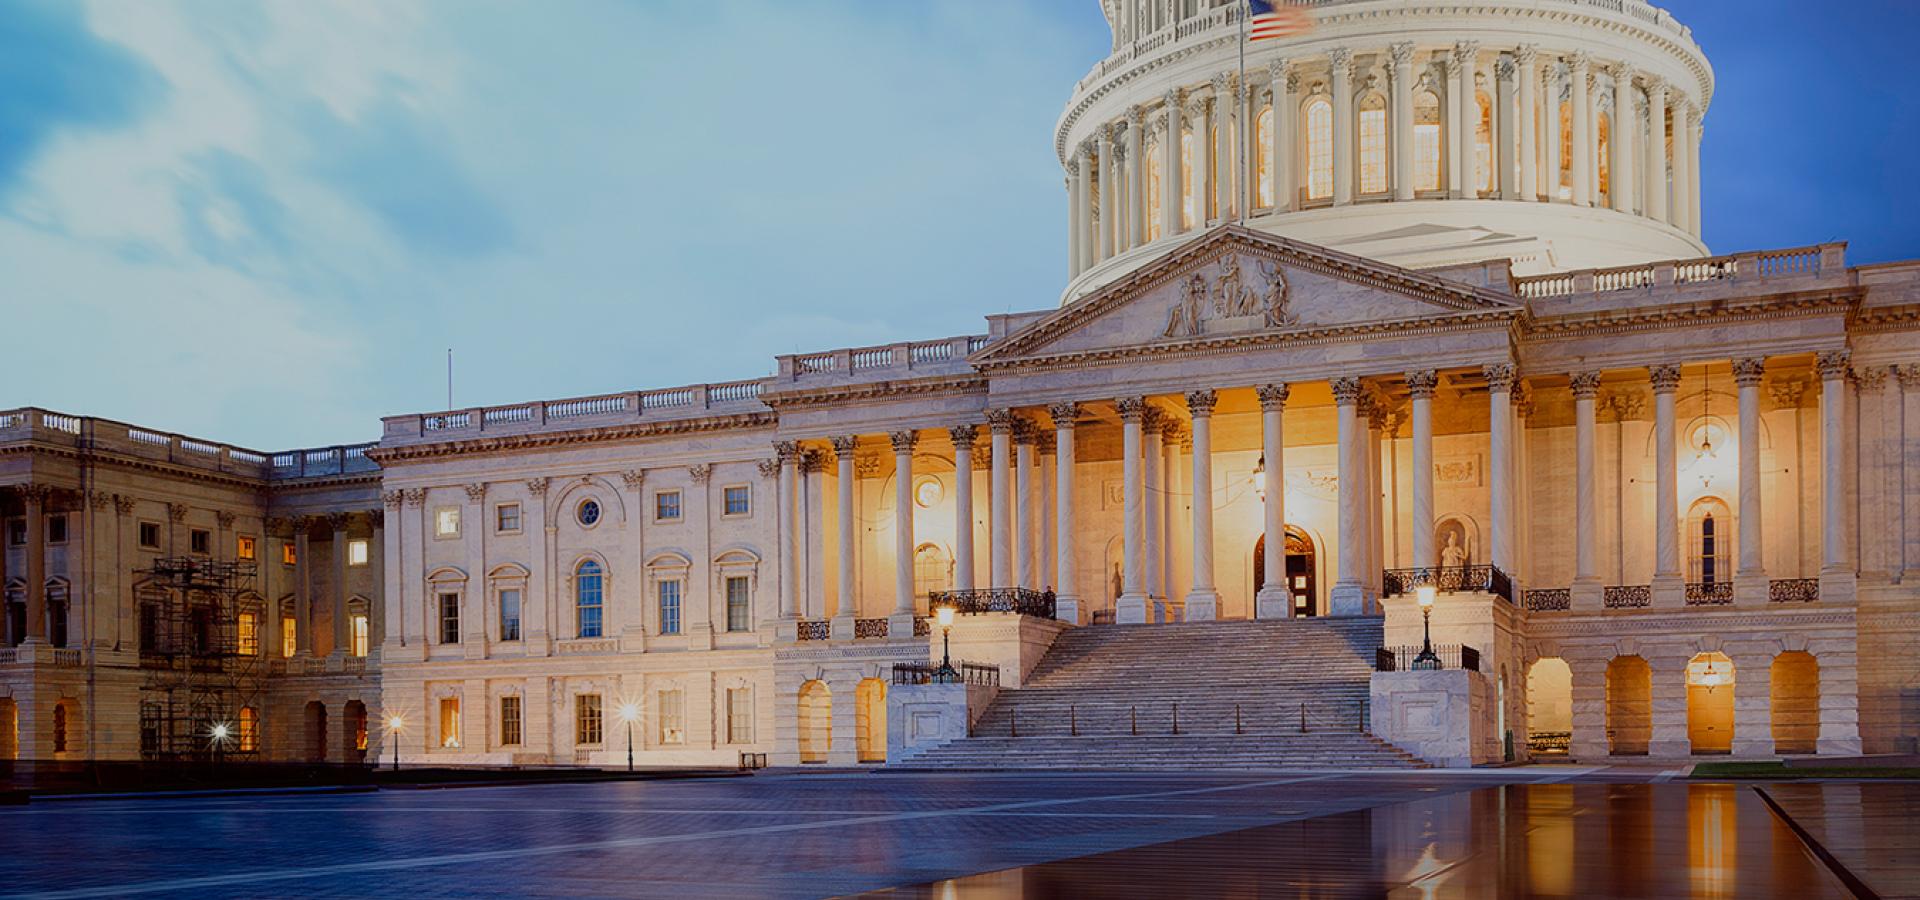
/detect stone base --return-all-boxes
[1820,569,1858,605]
[830,615,855,641]
[1571,578,1605,611]
[1650,574,1685,609]
[1054,596,1082,625]
[1254,587,1292,620]
[887,682,998,764]
[1183,591,1219,622]
[771,619,799,643]
[1733,573,1769,607]
[1116,592,1150,624]
[1647,738,1691,759]
[1370,669,1497,767]
[888,612,917,639]
[1329,581,1367,617]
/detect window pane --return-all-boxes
[497,504,520,532]
[439,697,461,749]
[576,561,603,638]
[724,487,750,516]
[659,580,681,635]
[576,694,603,745]
[1359,100,1387,195]
[726,577,750,632]
[440,593,461,644]
[436,508,460,537]
[658,690,685,744]
[1305,99,1333,200]
[347,540,369,566]
[500,696,522,746]
[656,492,681,521]
[500,589,521,642]
[351,615,368,657]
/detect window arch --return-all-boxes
[1557,99,1574,199]
[1414,91,1443,193]
[1145,132,1163,241]
[1474,90,1494,195]
[1597,110,1612,203]
[1687,498,1731,585]
[1180,127,1199,229]
[1304,96,1333,200]
[913,543,951,599]
[574,559,604,638]
[1357,93,1388,195]
[238,706,259,752]
[1255,104,1274,207]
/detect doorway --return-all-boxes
[1253,527,1317,617]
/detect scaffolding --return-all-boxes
[135,556,263,760]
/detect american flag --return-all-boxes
[1247,0,1313,41]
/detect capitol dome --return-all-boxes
[1059,0,1713,302]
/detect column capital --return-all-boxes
[1569,371,1604,399]
[756,458,780,480]
[1047,402,1080,428]
[1855,366,1890,393]
[1732,358,1768,387]
[800,450,827,475]
[1256,383,1291,411]
[1125,104,1145,129]
[215,509,237,529]
[1140,406,1167,435]
[687,464,713,484]
[1404,370,1439,399]
[1116,396,1148,422]
[167,502,190,522]
[1482,363,1517,393]
[325,511,352,532]
[831,435,861,457]
[1609,61,1636,81]
[1388,42,1415,68]
[1815,349,1852,379]
[1012,419,1040,444]
[1897,364,1920,390]
[1330,377,1365,406]
[1451,40,1480,67]
[1327,47,1353,71]
[1163,87,1183,111]
[1513,382,1537,419]
[114,493,139,515]
[986,408,1018,433]
[888,430,919,454]
[462,483,487,503]
[1064,157,1079,178]
[1513,43,1539,67]
[621,469,646,490]
[1496,56,1517,82]
[1649,364,1683,394]
[1184,390,1218,417]
[524,477,549,497]
[774,440,801,463]
[1267,58,1290,86]
[1567,49,1592,72]
[1768,377,1809,408]
[1644,74,1667,97]
[945,425,977,450]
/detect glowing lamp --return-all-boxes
[935,605,956,629]
[210,723,231,742]
[1416,585,1437,608]
[618,702,641,724]
[387,715,405,732]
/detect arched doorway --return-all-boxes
[1526,658,1573,756]
[1606,656,1651,756]
[1252,527,1317,617]
[343,701,369,765]
[0,698,15,761]
[855,679,887,764]
[1771,652,1819,755]
[1686,652,1735,754]
[797,681,830,764]
[304,701,329,762]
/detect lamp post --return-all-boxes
[617,702,639,773]
[1413,584,1441,670]
[386,715,405,771]
[932,604,959,683]
[209,722,230,775]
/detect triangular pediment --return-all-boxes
[973,226,1522,367]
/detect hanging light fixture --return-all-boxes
[1697,656,1725,691]
[1694,364,1719,489]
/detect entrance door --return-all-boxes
[1686,653,1735,754]
[1253,528,1318,616]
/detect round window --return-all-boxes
[913,476,944,509]
[577,499,601,527]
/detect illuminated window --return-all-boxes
[1597,111,1612,202]
[237,612,260,656]
[1475,91,1494,194]
[499,696,522,746]
[238,706,259,752]
[281,615,297,658]
[350,614,368,657]
[434,507,460,538]
[723,485,751,517]
[725,576,750,633]
[1358,94,1388,195]
[1145,134,1162,240]
[1255,105,1273,207]
[1414,91,1443,192]
[495,503,521,533]
[1180,128,1199,228]
[726,687,754,744]
[657,689,686,744]
[913,477,943,509]
[1687,498,1732,585]
[439,593,461,644]
[236,536,256,561]
[1304,97,1333,200]
[282,542,297,566]
[575,560,604,638]
[499,588,522,642]
[655,490,682,522]
[575,693,604,745]
[347,539,369,567]
[913,544,951,599]
[1557,100,1573,199]
[658,579,682,636]
[439,697,461,749]
[354,707,368,752]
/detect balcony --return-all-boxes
[1380,566,1513,604]
[928,588,1058,620]
[1684,582,1734,607]
[1769,578,1819,603]
[1522,589,1571,612]
[0,408,375,483]
[1604,585,1652,609]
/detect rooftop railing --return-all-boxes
[0,408,377,481]
[1514,244,1843,300]
[390,379,769,442]
[777,335,990,383]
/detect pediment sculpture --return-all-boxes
[1163,255,1297,338]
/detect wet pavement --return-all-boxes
[0,768,1901,899]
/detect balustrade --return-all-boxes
[892,661,1000,687]
[1523,588,1571,612]
[1375,644,1480,672]
[928,588,1057,619]
[1380,566,1513,603]
[854,618,891,639]
[1684,581,1734,606]
[796,620,830,642]
[1603,584,1652,608]
[1769,578,1819,604]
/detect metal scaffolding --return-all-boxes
[135,556,262,760]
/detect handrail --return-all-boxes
[1376,644,1480,672]
[892,661,999,687]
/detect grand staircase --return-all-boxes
[898,617,1428,770]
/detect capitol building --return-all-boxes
[3,0,1917,772]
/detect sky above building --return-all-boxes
[2,0,1915,450]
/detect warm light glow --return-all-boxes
[387,714,405,732]
[935,605,956,628]
[1251,455,1267,501]
[1416,585,1437,608]
[617,702,641,724]
[209,722,231,742]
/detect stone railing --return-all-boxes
[1381,566,1513,604]
[1769,578,1819,604]
[1603,585,1652,608]
[555,638,619,656]
[1684,581,1734,606]
[50,649,83,668]
[779,335,989,383]
[388,379,768,444]
[0,648,15,664]
[1523,588,1571,612]
[0,408,373,482]
[1514,244,1842,300]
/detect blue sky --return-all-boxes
[1,1,1914,450]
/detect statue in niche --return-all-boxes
[1111,561,1124,601]
[1258,260,1298,327]
[1163,271,1211,338]
[1438,521,1472,569]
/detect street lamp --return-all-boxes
[209,721,231,773]
[1413,584,1441,670]
[386,714,405,771]
[617,702,640,773]
[932,603,959,683]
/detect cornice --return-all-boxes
[366,412,778,465]
[757,374,989,410]
[1850,302,1920,334]
[0,441,269,492]
[1521,288,1859,343]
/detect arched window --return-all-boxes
[1208,119,1221,220]
[1687,498,1731,585]
[913,544,951,599]
[1597,110,1612,203]
[238,706,259,752]
[1357,93,1388,195]
[237,611,260,656]
[1475,91,1494,195]
[575,560,604,638]
[1414,91,1443,192]
[1180,127,1199,229]
[1145,133,1163,241]
[1255,105,1274,207]
[1304,96,1333,200]
[1557,100,1574,200]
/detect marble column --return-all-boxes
[1516,45,1540,200]
[1213,75,1237,219]
[1407,372,1438,568]
[1570,372,1604,604]
[1568,656,1609,760]
[1645,79,1669,225]
[1647,654,1691,758]
[1126,105,1146,250]
[1485,365,1516,579]
[1183,391,1219,619]
[294,517,312,654]
[1194,96,1214,224]
[1733,359,1769,605]
[1162,91,1184,235]
[776,442,800,623]
[1543,63,1563,201]
[1330,378,1367,615]
[1390,44,1415,201]
[948,427,977,593]
[1672,100,1694,235]
[1270,62,1294,213]
[1330,50,1354,206]
[1074,145,1095,273]
[1497,56,1518,200]
[1445,47,1467,198]
[1143,409,1166,612]
[1650,365,1685,605]
[831,436,859,623]
[1817,351,1855,603]
[1610,63,1635,213]
[1730,651,1776,757]
[889,431,918,620]
[1066,157,1084,279]
[1569,52,1593,207]
[1687,111,1703,235]
[1014,423,1036,590]
[20,486,48,643]
[1116,397,1149,623]
[1256,385,1292,617]
[1366,403,1388,602]
[1096,131,1115,262]
[331,512,352,656]
[988,410,1014,589]
[1048,405,1080,623]
[1902,366,1920,582]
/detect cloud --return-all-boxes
[0,0,162,196]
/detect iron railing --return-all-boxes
[913,616,931,637]
[1381,566,1513,604]
[891,661,1000,687]
[854,618,890,639]
[1529,731,1572,755]
[1604,585,1652,608]
[796,620,830,641]
[1684,581,1734,606]
[1770,578,1819,603]
[927,588,1057,619]
[1523,588,1571,612]
[1375,644,1480,672]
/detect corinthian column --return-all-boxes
[1073,145,1095,272]
[1183,391,1219,620]
[1569,52,1593,206]
[1389,44,1415,201]
[1126,105,1146,249]
[1270,62,1294,213]
[1645,79,1669,224]
[1162,91,1184,235]
[1485,365,1516,580]
[1097,128,1116,261]
[1649,365,1684,607]
[1213,74,1238,218]
[1516,46,1539,201]
[1330,377,1368,615]
[1407,371,1439,568]
[1733,358,1769,606]
[1143,408,1166,610]
[987,410,1014,589]
[1329,50,1354,206]
[831,436,859,622]
[1048,404,1080,623]
[1256,385,1292,618]
[1451,42,1478,198]
[1496,55,1518,200]
[776,441,800,622]
[1672,100,1693,231]
[1817,351,1857,604]
[1570,372,1604,604]
[1066,157,1084,279]
[948,426,976,593]
[1610,63,1635,212]
[1194,96,1214,224]
[889,431,918,620]
[1116,397,1149,623]
[1014,422,1036,590]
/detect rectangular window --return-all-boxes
[350,614,368,657]
[726,576,751,633]
[190,529,210,555]
[6,520,22,546]
[726,687,753,744]
[237,535,256,561]
[237,612,260,656]
[347,539,369,566]
[281,616,297,658]
[575,693,604,745]
[139,521,161,549]
[439,593,461,644]
[658,690,685,744]
[434,507,460,538]
[655,490,682,522]
[495,503,521,533]
[282,541,297,566]
[439,697,461,749]
[499,588,522,642]
[658,580,682,635]
[499,696,522,747]
[722,485,750,517]
[47,514,67,544]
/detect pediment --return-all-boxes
[974,226,1522,367]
